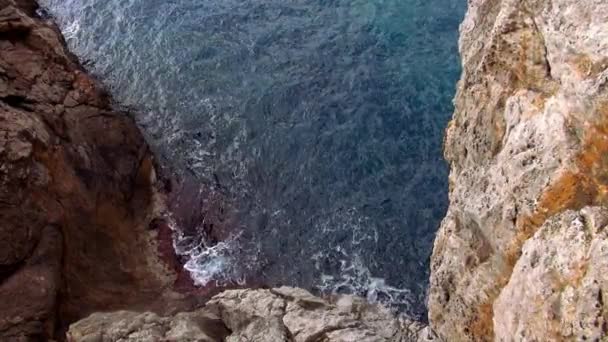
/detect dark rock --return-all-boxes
[0,0,198,339]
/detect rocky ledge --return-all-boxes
[67,287,429,342]
[428,0,608,340]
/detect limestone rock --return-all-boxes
[68,287,428,342]
[67,310,229,342]
[494,207,608,340]
[429,0,608,340]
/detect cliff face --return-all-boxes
[429,0,608,340]
[0,1,203,340]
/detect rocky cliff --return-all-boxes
[0,0,207,340]
[428,0,608,340]
[4,0,608,341]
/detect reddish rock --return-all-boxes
[0,0,203,340]
[168,173,237,244]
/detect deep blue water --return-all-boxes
[42,0,465,318]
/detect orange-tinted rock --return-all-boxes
[429,0,608,340]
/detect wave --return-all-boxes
[315,250,422,318]
[62,18,80,42]
[167,216,245,287]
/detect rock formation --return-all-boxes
[4,0,608,340]
[0,1,422,341]
[428,0,608,340]
[0,0,204,340]
[67,287,430,342]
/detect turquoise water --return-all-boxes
[42,0,465,318]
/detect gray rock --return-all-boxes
[494,207,608,340]
[67,310,228,342]
[428,0,608,340]
[68,287,427,342]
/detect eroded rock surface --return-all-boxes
[429,0,608,340]
[0,0,198,340]
[494,207,608,341]
[68,287,431,342]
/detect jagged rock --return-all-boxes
[68,287,428,342]
[494,207,608,340]
[429,0,608,340]
[67,310,229,342]
[0,0,199,340]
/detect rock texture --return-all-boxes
[67,287,430,342]
[494,207,608,340]
[0,0,200,340]
[429,0,608,340]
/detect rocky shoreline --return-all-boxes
[2,0,607,341]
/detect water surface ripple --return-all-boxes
[42,0,466,318]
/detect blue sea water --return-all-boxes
[41,0,465,318]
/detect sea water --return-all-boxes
[41,0,465,319]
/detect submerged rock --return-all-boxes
[429,0,608,340]
[67,287,429,342]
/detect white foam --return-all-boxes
[63,18,81,43]
[316,253,417,315]
[167,217,241,287]
[312,208,419,315]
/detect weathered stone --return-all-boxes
[0,0,200,339]
[0,225,62,340]
[494,207,608,340]
[429,0,608,340]
[66,310,229,342]
[68,287,427,342]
